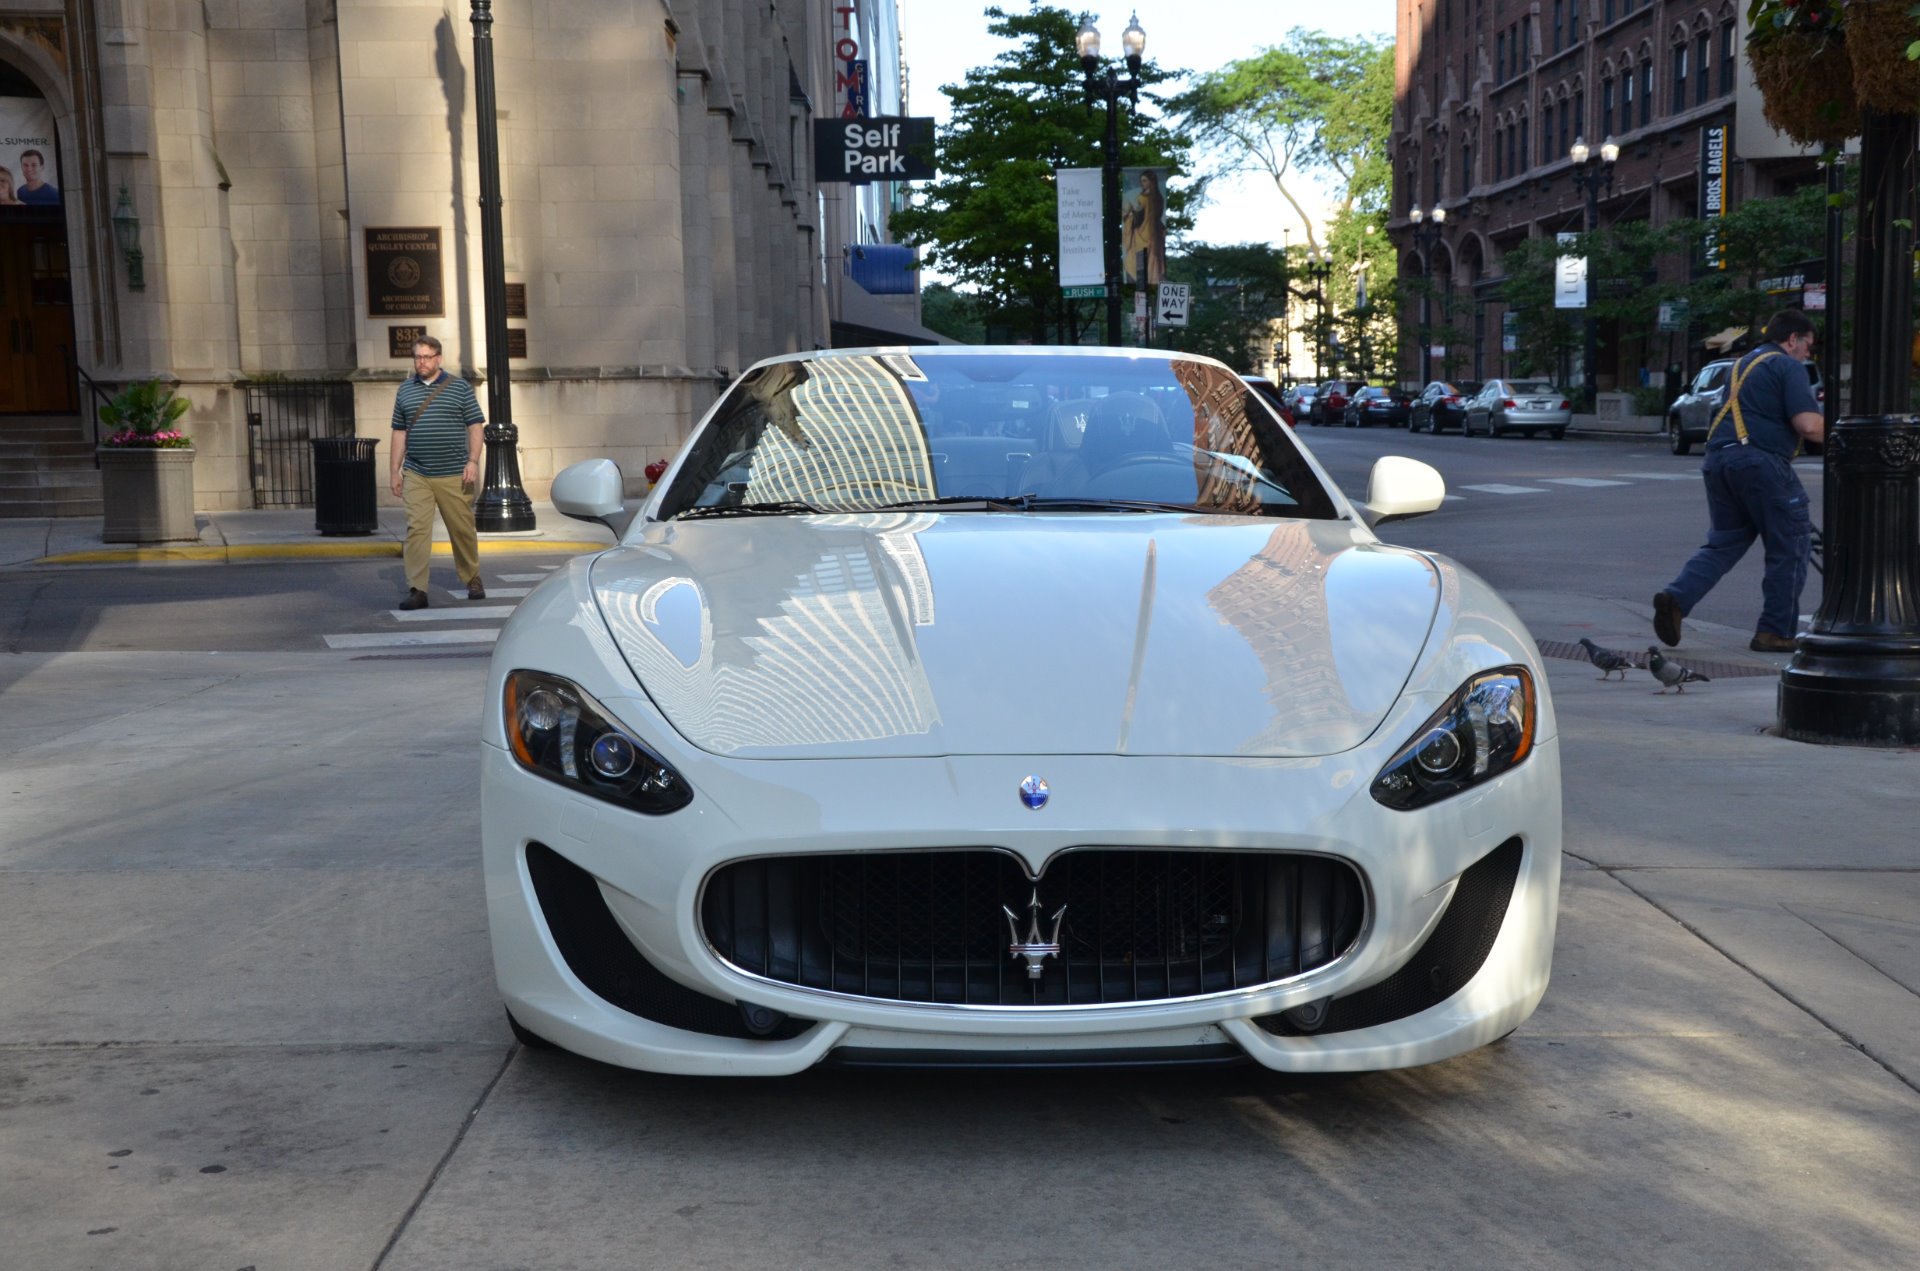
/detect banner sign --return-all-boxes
[843,60,871,118]
[0,97,61,208]
[1657,300,1691,333]
[1553,231,1587,309]
[1120,167,1166,286]
[1056,168,1104,288]
[1700,125,1728,271]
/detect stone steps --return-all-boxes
[0,415,108,518]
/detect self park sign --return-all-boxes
[814,117,936,184]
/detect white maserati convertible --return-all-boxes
[482,347,1561,1075]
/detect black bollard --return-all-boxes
[1778,414,1920,745]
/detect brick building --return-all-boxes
[1388,0,1827,401]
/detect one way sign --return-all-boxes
[1157,282,1190,327]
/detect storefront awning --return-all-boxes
[1703,325,1751,352]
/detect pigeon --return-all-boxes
[1647,646,1711,694]
[1578,637,1634,680]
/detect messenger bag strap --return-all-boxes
[406,376,454,430]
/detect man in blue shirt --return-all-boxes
[1654,309,1825,653]
[389,336,487,610]
[15,150,59,205]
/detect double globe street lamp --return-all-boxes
[1076,11,1146,347]
[1407,205,1446,384]
[1568,136,1620,410]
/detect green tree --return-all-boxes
[889,3,1191,344]
[1171,32,1393,256]
[919,282,987,344]
[1163,242,1291,369]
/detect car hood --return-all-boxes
[591,514,1440,760]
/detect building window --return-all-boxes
[1519,118,1528,172]
[1605,0,1615,22]
[1521,16,1531,66]
[1574,89,1585,140]
[1559,96,1571,152]
[1553,0,1564,53]
[1641,60,1654,126]
[1602,76,1614,136]
[1434,155,1444,204]
[1622,0,1634,14]
[1497,31,1506,81]
[1541,102,1554,164]
[1697,31,1711,105]
[1570,0,1581,41]
[1672,44,1687,115]
[1720,23,1736,94]
[1462,141,1472,191]
[1622,65,1634,129]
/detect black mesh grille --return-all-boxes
[526,842,810,1041]
[701,850,1366,1007]
[1257,836,1524,1036]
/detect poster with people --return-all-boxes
[1120,167,1166,287]
[1,97,61,210]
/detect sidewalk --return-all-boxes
[0,501,616,568]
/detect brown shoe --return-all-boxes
[1653,591,1683,647]
[398,588,429,611]
[467,577,487,601]
[1749,631,1797,653]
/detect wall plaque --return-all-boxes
[505,283,527,318]
[365,226,444,317]
[387,325,428,358]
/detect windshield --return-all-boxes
[1508,381,1557,394]
[656,353,1341,520]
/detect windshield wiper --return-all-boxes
[869,494,1035,512]
[1014,497,1208,514]
[677,500,827,519]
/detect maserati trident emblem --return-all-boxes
[1018,775,1049,810]
[1003,889,1066,980]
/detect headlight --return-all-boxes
[1371,667,1535,811]
[503,670,692,815]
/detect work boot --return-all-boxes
[1653,591,1683,647]
[399,588,429,611]
[468,577,487,601]
[1749,631,1797,653]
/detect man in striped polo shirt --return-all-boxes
[389,336,486,610]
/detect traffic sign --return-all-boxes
[1157,282,1190,327]
[1062,284,1107,299]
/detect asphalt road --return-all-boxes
[4,430,1915,1271]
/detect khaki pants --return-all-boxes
[402,470,480,593]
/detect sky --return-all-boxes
[895,0,1396,280]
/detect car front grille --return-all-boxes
[700,849,1365,1007]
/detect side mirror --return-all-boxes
[1357,455,1445,528]
[550,458,637,538]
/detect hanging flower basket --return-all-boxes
[1748,32,1862,147]
[1843,0,1920,113]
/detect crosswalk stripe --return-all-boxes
[1460,483,1548,495]
[1541,477,1631,488]
[325,629,501,649]
[391,606,518,622]
[446,587,530,598]
[498,573,552,582]
[1612,471,1696,480]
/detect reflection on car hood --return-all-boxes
[592,514,1440,759]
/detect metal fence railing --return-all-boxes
[246,380,357,508]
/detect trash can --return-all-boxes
[310,436,380,536]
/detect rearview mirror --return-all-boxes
[550,458,638,537]
[1357,455,1445,528]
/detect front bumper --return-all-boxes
[482,730,1562,1075]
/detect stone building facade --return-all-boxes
[1388,0,1826,395]
[0,0,930,517]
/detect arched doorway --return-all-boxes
[0,56,77,415]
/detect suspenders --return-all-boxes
[1706,350,1782,449]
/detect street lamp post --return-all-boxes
[1568,136,1619,411]
[469,0,535,532]
[1408,206,1446,384]
[1077,12,1146,347]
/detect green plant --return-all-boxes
[1631,385,1669,417]
[1746,0,1845,46]
[98,380,192,449]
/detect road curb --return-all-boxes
[29,539,611,567]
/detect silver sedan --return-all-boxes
[1464,379,1572,439]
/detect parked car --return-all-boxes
[1409,380,1483,434]
[1667,358,1825,455]
[1283,383,1319,419]
[1310,378,1368,424]
[1342,385,1412,427]
[497,345,1561,1075]
[1464,379,1573,439]
[1241,374,1296,425]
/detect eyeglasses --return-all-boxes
[412,352,440,360]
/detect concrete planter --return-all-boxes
[99,447,199,543]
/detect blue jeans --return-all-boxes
[1664,445,1811,638]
